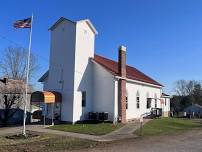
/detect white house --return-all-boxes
[38,17,170,124]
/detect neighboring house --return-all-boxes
[38,17,170,124]
[161,93,171,117]
[184,104,202,117]
[0,78,32,125]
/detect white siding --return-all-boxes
[92,62,115,121]
[126,82,162,119]
[43,19,96,123]
[72,21,95,122]
[42,77,48,90]
[45,20,76,122]
[162,97,170,113]
[114,80,119,122]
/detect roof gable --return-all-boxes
[77,19,98,34]
[193,104,202,108]
[49,17,98,34]
[38,70,49,82]
[93,54,163,87]
[49,17,75,31]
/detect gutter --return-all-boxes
[114,75,163,89]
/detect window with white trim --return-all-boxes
[147,98,151,109]
[146,92,151,109]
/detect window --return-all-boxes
[146,92,151,109]
[136,91,140,109]
[126,96,128,109]
[146,98,151,109]
[165,98,167,106]
[126,90,128,109]
[82,91,86,107]
[155,99,157,108]
[154,93,157,108]
[136,97,140,109]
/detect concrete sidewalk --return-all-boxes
[0,119,150,142]
[100,119,150,141]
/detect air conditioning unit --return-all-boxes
[99,112,108,121]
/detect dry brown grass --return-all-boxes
[0,133,99,152]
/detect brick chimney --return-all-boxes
[118,45,127,123]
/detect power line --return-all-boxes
[0,34,19,46]
[0,33,49,63]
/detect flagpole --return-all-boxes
[23,13,33,136]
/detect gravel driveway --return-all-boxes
[71,129,202,152]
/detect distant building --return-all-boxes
[38,17,170,124]
[184,104,202,118]
[161,93,171,117]
[0,78,32,125]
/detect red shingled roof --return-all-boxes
[93,54,163,87]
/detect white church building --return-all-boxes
[37,17,170,124]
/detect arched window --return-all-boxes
[154,93,157,108]
[136,91,140,109]
[126,90,128,110]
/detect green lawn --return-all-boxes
[0,134,99,152]
[49,122,124,135]
[134,118,202,137]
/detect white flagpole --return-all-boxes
[23,13,34,136]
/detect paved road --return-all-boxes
[71,129,202,152]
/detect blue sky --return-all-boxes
[0,0,202,94]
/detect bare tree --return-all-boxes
[186,80,198,95]
[174,80,188,96]
[174,80,198,96]
[0,46,38,81]
[172,80,202,113]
